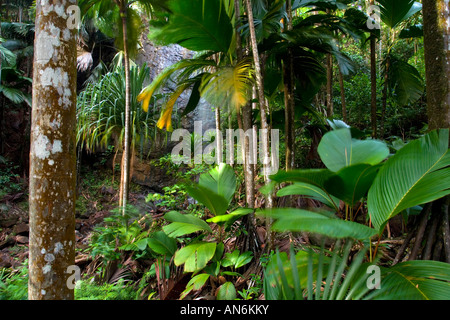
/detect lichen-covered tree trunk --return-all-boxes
[29,0,77,300]
[423,0,450,130]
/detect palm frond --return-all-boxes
[200,58,255,111]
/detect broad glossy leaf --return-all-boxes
[259,208,377,240]
[151,0,233,53]
[180,273,210,300]
[277,182,340,210]
[163,211,212,238]
[217,282,237,300]
[199,163,237,205]
[186,164,237,216]
[368,129,450,232]
[369,261,450,300]
[269,168,336,189]
[147,231,177,256]
[185,184,230,217]
[206,208,253,226]
[324,164,381,206]
[377,0,420,29]
[174,242,217,272]
[387,56,424,105]
[222,250,253,269]
[318,128,389,172]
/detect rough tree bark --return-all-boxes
[423,0,450,131]
[28,0,77,300]
[423,0,450,263]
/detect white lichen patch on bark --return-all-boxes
[42,264,52,274]
[33,133,63,160]
[34,133,52,160]
[54,242,64,254]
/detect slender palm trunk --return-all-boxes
[244,0,274,251]
[119,4,131,215]
[370,33,377,138]
[380,54,389,138]
[28,0,77,299]
[283,0,295,170]
[215,107,223,164]
[338,65,347,123]
[235,0,255,208]
[326,53,333,117]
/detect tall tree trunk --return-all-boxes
[244,0,274,250]
[337,65,347,123]
[380,54,390,138]
[370,33,377,137]
[242,101,255,208]
[422,0,450,263]
[326,53,333,117]
[235,0,254,207]
[283,0,295,170]
[244,0,271,190]
[118,3,131,215]
[423,0,450,130]
[28,0,77,299]
[215,107,223,164]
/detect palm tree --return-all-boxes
[243,0,272,191]
[79,0,168,214]
[28,0,77,299]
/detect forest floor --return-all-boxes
[0,158,408,299]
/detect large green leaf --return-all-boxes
[387,56,424,105]
[369,260,450,300]
[147,231,178,256]
[206,208,253,228]
[174,242,217,272]
[377,0,421,29]
[324,164,381,207]
[163,211,212,238]
[198,163,237,205]
[318,128,389,172]
[185,184,230,217]
[368,129,450,232]
[259,208,377,240]
[151,0,233,53]
[216,282,237,300]
[185,164,237,216]
[277,182,340,210]
[180,273,210,300]
[269,168,336,188]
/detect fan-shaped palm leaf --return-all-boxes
[200,58,255,111]
[150,0,233,53]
